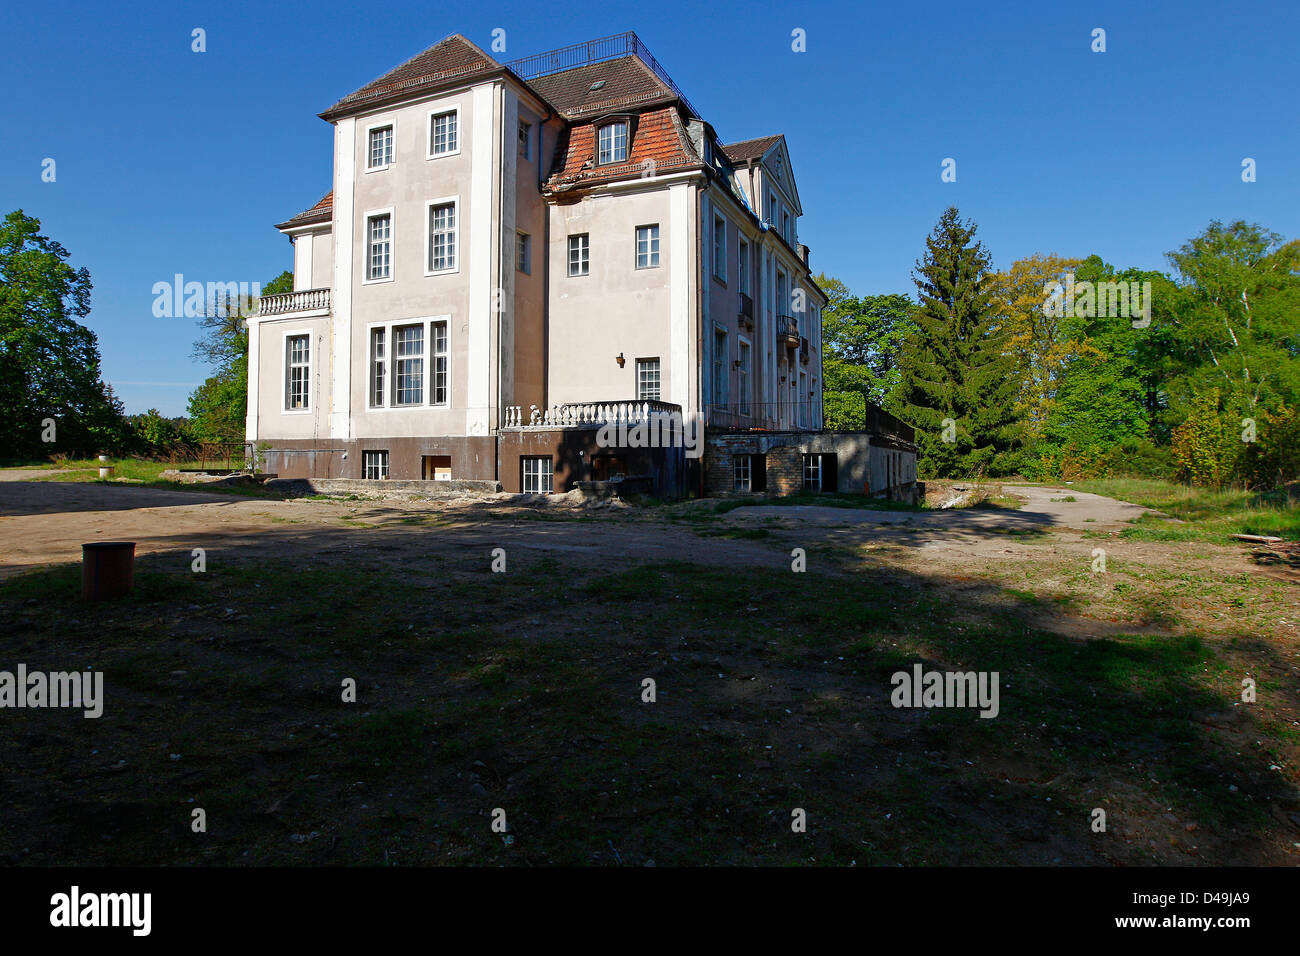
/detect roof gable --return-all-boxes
[321,35,502,119]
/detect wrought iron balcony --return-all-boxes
[776,314,799,346]
[257,288,330,316]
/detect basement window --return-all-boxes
[522,456,554,494]
[363,450,389,480]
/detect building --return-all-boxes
[250,31,916,499]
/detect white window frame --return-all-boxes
[635,224,660,269]
[363,208,394,284]
[636,357,661,401]
[522,456,554,494]
[568,233,590,277]
[363,450,389,480]
[712,213,727,282]
[517,232,530,274]
[365,120,394,172]
[364,316,451,410]
[597,121,628,165]
[281,329,312,414]
[803,454,822,491]
[733,454,751,492]
[423,196,459,276]
[427,106,461,159]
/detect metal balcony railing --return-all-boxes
[503,399,682,428]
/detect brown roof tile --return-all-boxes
[276,192,332,231]
[543,107,702,193]
[525,55,677,119]
[321,35,501,119]
[721,134,782,163]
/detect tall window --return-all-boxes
[368,125,392,169]
[367,213,391,280]
[712,214,726,280]
[363,450,389,480]
[369,328,385,407]
[285,334,310,410]
[712,329,727,405]
[776,272,788,315]
[783,211,791,244]
[428,202,456,272]
[432,321,448,405]
[393,324,424,406]
[636,224,659,269]
[733,455,751,492]
[738,341,751,416]
[769,192,778,226]
[738,238,749,295]
[568,234,589,276]
[803,454,822,491]
[597,121,628,164]
[522,457,554,493]
[518,121,531,159]
[517,233,530,273]
[429,110,458,155]
[799,371,808,426]
[636,358,661,401]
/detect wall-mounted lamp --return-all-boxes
[616,353,626,368]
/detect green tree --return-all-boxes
[893,207,1019,476]
[0,209,128,457]
[815,273,916,410]
[187,270,292,441]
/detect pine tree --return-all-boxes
[892,207,1019,477]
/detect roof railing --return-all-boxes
[506,31,699,117]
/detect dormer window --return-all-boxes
[597,120,629,164]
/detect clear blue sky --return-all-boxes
[3,0,1295,416]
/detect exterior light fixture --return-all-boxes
[616,353,625,367]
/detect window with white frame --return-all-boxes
[429,109,458,155]
[738,238,749,295]
[366,213,391,280]
[285,334,310,410]
[636,358,660,401]
[636,224,659,269]
[733,454,751,492]
[518,120,531,159]
[522,456,553,494]
[568,234,589,276]
[363,450,389,480]
[738,341,751,416]
[393,324,424,406]
[803,453,821,491]
[517,232,530,273]
[369,327,385,407]
[427,201,456,272]
[712,328,727,405]
[712,214,726,281]
[597,121,628,164]
[431,320,448,405]
[368,125,393,169]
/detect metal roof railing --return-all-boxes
[507,31,699,117]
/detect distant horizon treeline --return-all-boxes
[818,207,1300,489]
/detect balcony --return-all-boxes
[776,314,799,347]
[258,288,330,316]
[503,399,682,429]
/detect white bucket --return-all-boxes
[98,466,113,479]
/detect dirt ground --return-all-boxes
[2,472,1297,866]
